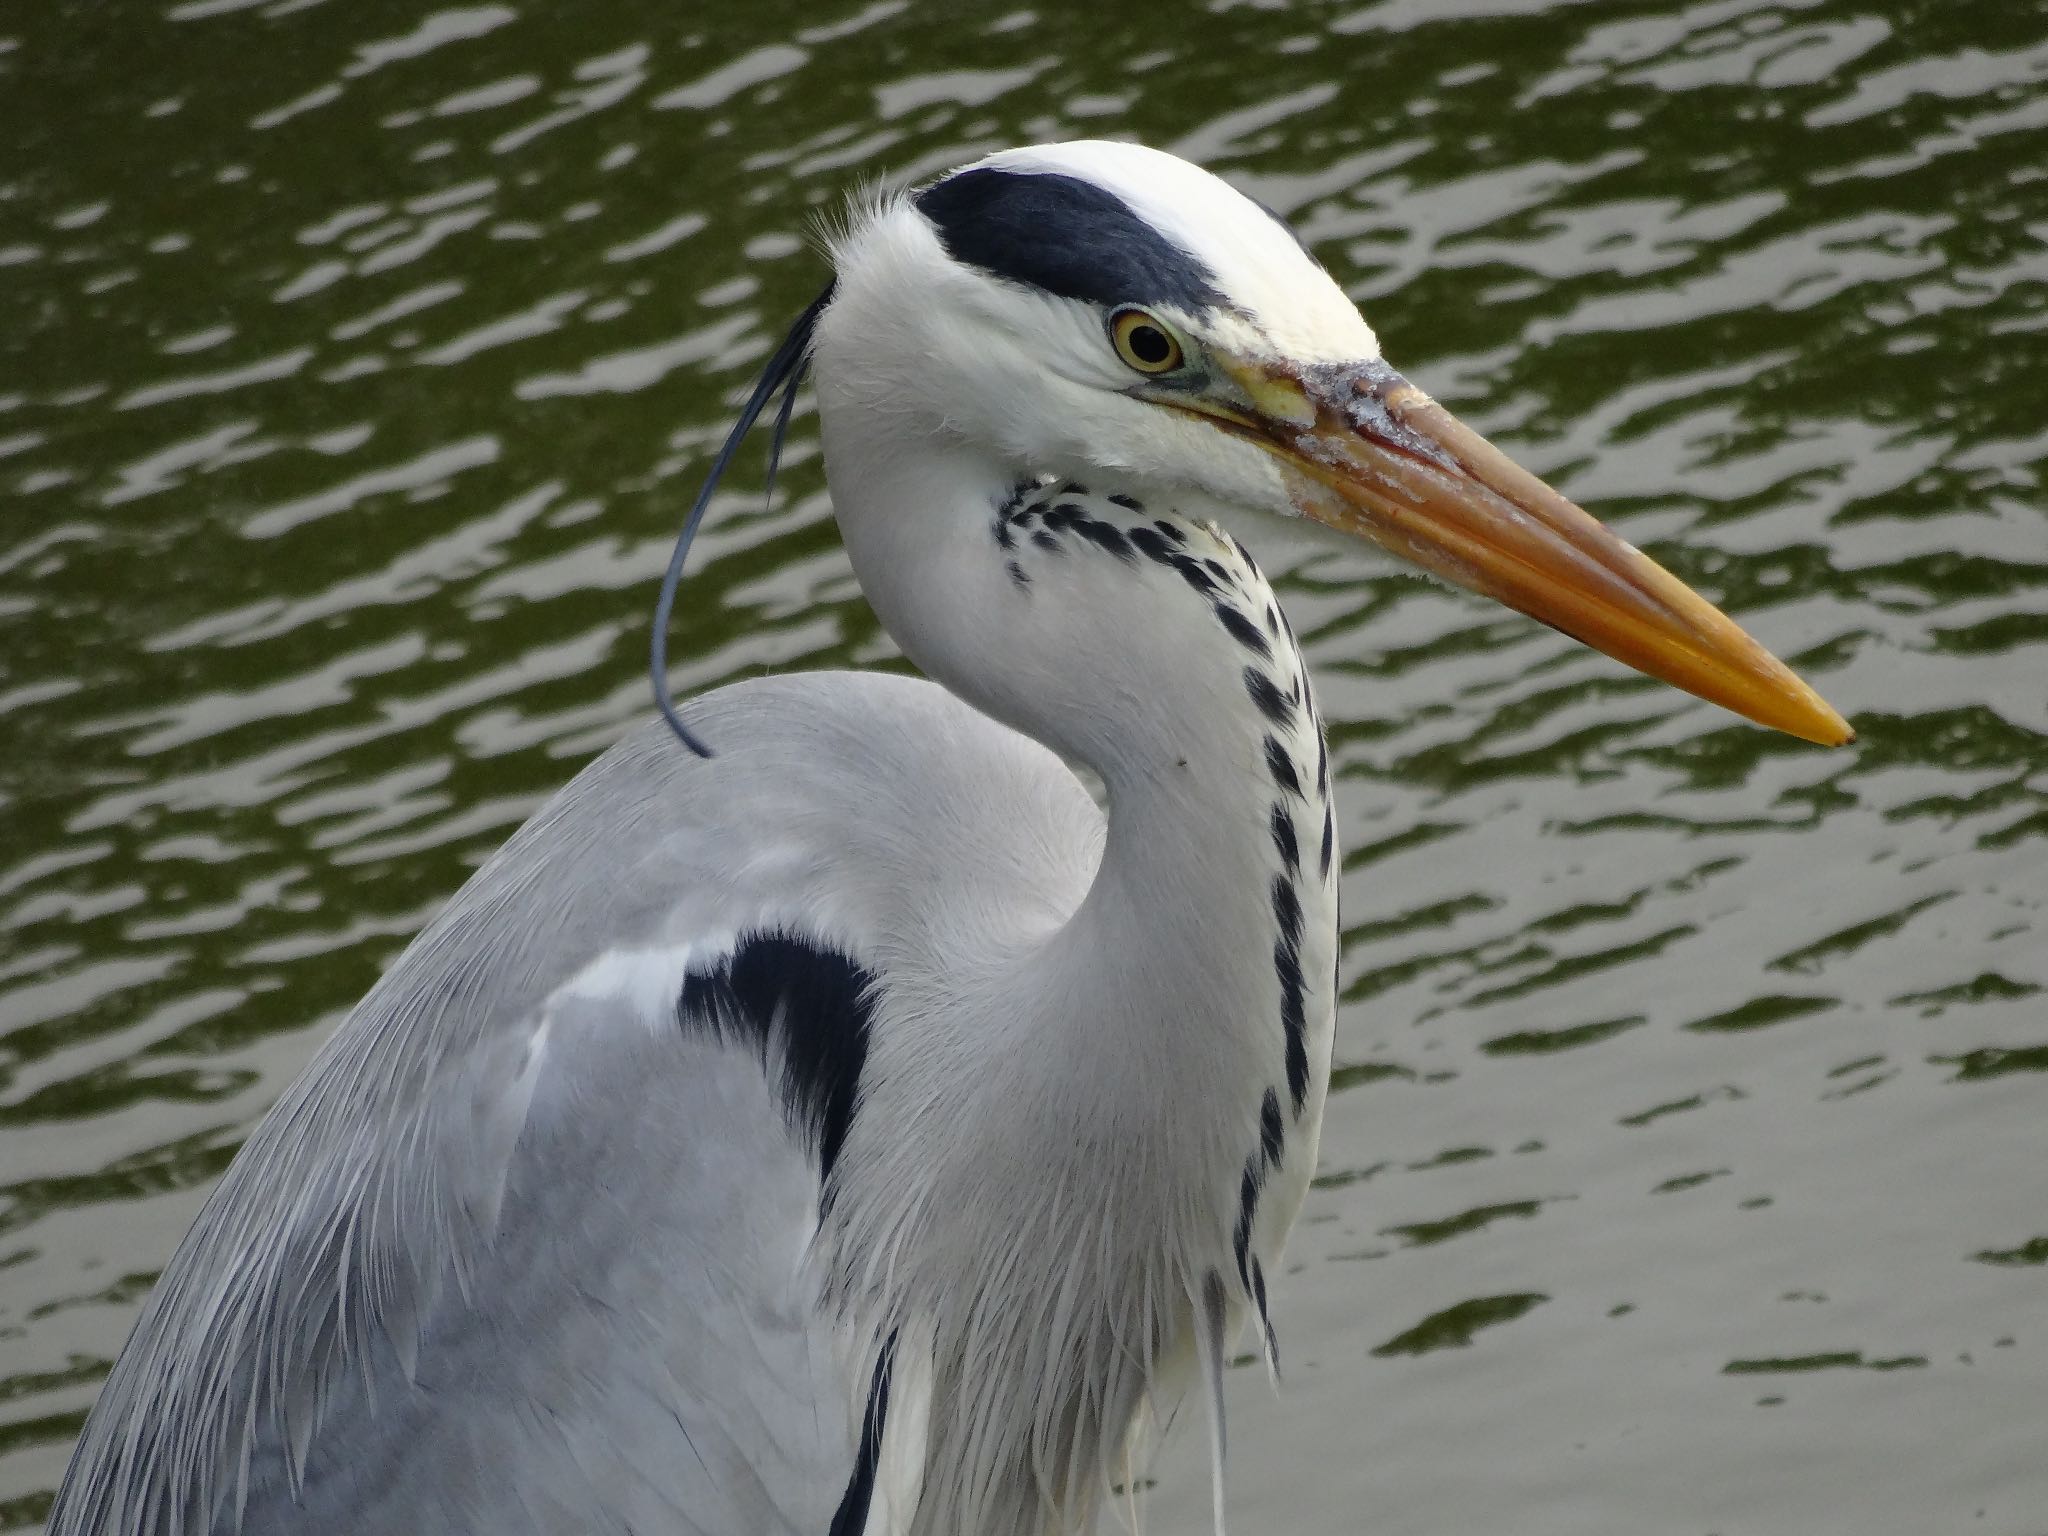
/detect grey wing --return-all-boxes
[48,672,1099,1536]
[246,963,865,1536]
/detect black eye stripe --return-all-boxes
[914,167,1228,313]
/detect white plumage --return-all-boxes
[49,140,1849,1536]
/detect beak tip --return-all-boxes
[1786,697,1854,749]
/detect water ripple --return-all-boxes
[2,1,2045,1530]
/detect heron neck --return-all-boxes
[818,403,1340,1535]
[821,411,1336,1068]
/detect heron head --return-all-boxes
[813,139,1850,747]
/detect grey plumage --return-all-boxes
[51,134,1845,1536]
[58,522,1333,1529]
[57,455,1341,1534]
[56,672,1114,1533]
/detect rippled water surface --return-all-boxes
[4,1,2046,1530]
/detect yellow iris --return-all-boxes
[1110,308,1184,374]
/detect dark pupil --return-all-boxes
[1127,324,1172,365]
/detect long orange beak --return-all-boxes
[1218,357,1852,746]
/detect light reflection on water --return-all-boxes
[2,1,2045,1530]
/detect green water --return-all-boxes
[3,1,2045,1530]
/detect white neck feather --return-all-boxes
[815,384,1340,1536]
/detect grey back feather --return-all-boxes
[50,671,1102,1536]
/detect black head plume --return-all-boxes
[651,282,835,756]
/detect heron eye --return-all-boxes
[1109,308,1185,375]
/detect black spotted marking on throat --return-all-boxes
[1020,502,1211,595]
[1216,604,1272,659]
[1244,667,1292,725]
[994,504,1319,1374]
[1072,516,1136,564]
[1251,1258,1280,1378]
[1272,874,1303,949]
[915,167,1230,313]
[1264,736,1302,800]
[1275,599,1300,648]
[989,489,1331,1162]
[1260,1087,1285,1168]
[1173,558,1221,598]
[1233,1087,1291,1367]
[1270,803,1299,872]
[679,933,876,1204]
[1000,484,1241,610]
[1233,1158,1260,1288]
[1129,524,1175,565]
[999,477,1043,517]
[1189,543,1320,1372]
[994,477,1059,582]
[1272,875,1311,1110]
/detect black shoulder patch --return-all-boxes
[679,932,876,1189]
[914,166,1227,313]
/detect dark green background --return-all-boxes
[3,1,2044,1529]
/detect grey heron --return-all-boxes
[49,140,1851,1536]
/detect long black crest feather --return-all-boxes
[651,282,836,756]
